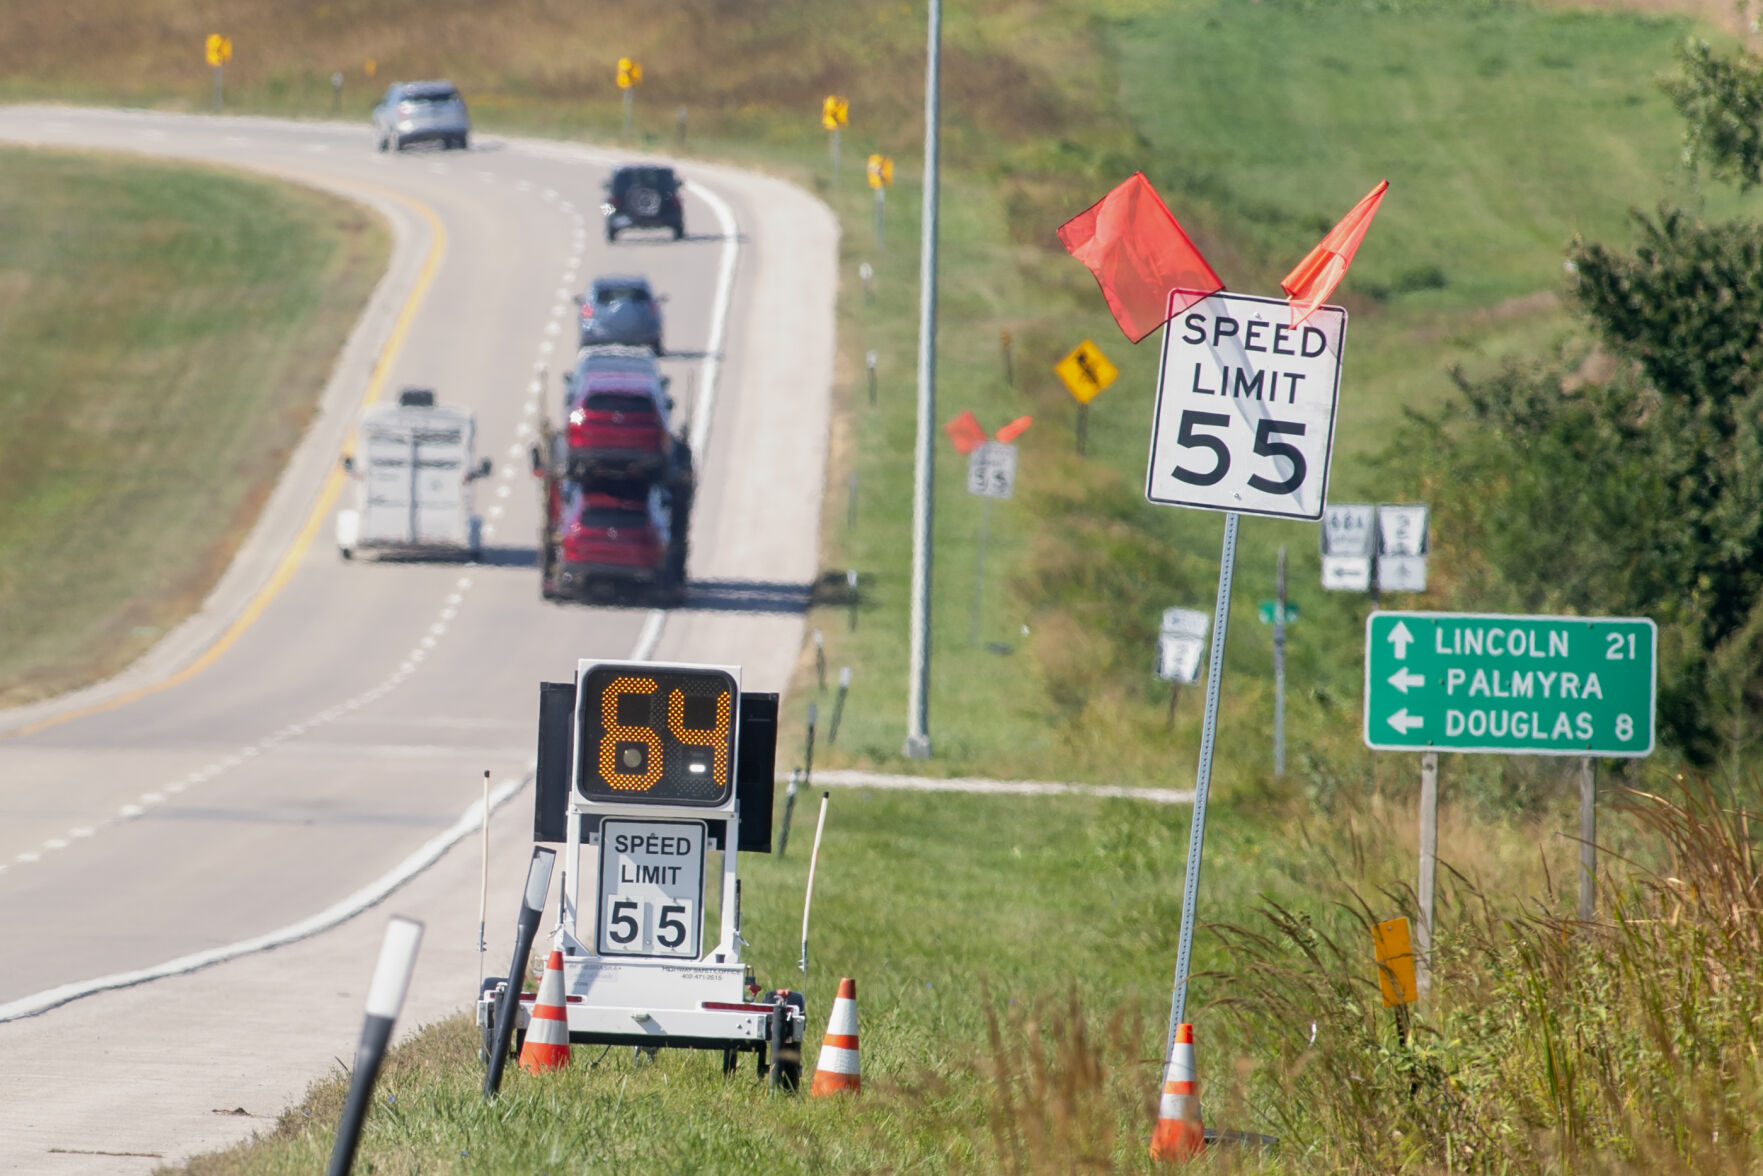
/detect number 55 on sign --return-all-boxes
[1146,290,1345,521]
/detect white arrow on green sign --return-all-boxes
[1363,611,1656,756]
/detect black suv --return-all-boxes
[603,165,684,242]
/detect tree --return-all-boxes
[1664,40,1763,190]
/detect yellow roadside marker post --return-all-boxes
[1053,338,1118,455]
[1372,917,1419,1045]
[617,57,643,138]
[866,153,893,247]
[205,34,233,111]
[822,95,848,184]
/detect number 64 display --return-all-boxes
[1145,291,1346,521]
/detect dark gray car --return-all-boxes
[372,81,470,152]
[576,276,665,353]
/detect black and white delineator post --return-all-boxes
[327,916,423,1176]
[1144,290,1347,1048]
[480,661,802,1082]
[482,846,556,1098]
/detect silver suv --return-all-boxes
[372,81,470,152]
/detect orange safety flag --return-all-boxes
[994,415,1033,444]
[943,410,988,455]
[1058,173,1223,344]
[1281,179,1389,326]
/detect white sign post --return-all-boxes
[1157,607,1208,684]
[1145,290,1347,1055]
[596,818,707,960]
[1376,503,1429,594]
[1321,503,1376,592]
[966,442,1017,645]
[966,441,1017,500]
[1157,607,1208,726]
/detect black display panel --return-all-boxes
[575,665,738,806]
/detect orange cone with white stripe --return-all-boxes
[1149,1022,1205,1161]
[809,977,861,1095]
[517,948,571,1074]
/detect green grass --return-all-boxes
[11,0,1763,1170]
[0,148,386,705]
[171,776,1611,1175]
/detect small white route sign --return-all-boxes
[596,818,706,960]
[966,441,1017,500]
[1321,503,1375,592]
[1376,503,1429,594]
[1147,291,1346,520]
[1157,607,1209,683]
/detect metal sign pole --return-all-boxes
[1577,757,1596,922]
[1416,750,1438,999]
[968,496,993,646]
[902,0,941,760]
[1273,545,1287,778]
[1164,510,1240,1047]
[875,186,885,249]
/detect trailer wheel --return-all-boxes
[762,990,806,1092]
[339,546,353,561]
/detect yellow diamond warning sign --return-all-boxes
[1054,339,1118,405]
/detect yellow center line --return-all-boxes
[7,182,449,740]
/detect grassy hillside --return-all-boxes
[9,0,1763,1170]
[0,149,385,705]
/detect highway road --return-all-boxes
[0,107,836,1170]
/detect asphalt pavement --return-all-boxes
[0,107,836,1171]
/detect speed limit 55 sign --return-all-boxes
[597,818,706,959]
[1146,291,1345,521]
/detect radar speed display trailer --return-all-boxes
[478,660,807,1087]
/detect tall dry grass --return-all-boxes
[1209,776,1763,1174]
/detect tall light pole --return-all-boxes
[903,0,942,760]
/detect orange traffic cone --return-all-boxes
[517,948,571,1074]
[809,977,861,1095]
[1149,1022,1205,1161]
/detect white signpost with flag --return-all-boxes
[1145,288,1348,1051]
[966,441,1017,500]
[1321,503,1376,592]
[965,441,1017,644]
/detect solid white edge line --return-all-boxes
[683,179,740,461]
[632,608,668,662]
[0,775,528,1024]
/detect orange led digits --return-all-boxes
[577,665,738,805]
[668,688,730,786]
[598,675,664,791]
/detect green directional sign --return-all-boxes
[1363,611,1656,756]
[1257,601,1298,625]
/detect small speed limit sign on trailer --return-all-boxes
[1146,291,1345,521]
[597,818,706,959]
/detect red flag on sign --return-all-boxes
[943,410,987,455]
[1281,179,1389,325]
[1058,173,1224,344]
[994,415,1033,444]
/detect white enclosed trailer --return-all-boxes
[336,389,490,560]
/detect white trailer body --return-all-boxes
[337,397,485,559]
